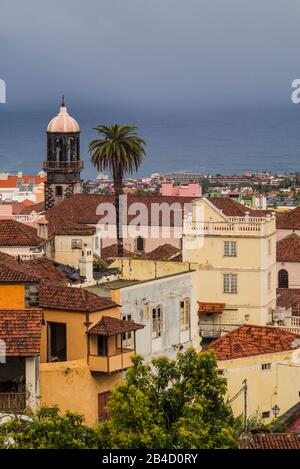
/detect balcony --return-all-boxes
[87,316,145,374]
[89,349,135,374]
[184,215,276,238]
[0,392,26,412]
[43,160,84,172]
[199,322,240,339]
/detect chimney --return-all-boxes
[37,217,48,240]
[79,243,94,283]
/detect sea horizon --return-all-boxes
[1,103,300,179]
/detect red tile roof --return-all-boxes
[276,288,300,312]
[0,220,43,246]
[241,433,300,449]
[87,315,144,336]
[100,244,134,265]
[0,175,46,189]
[208,325,300,360]
[145,244,181,261]
[198,302,225,313]
[0,310,43,356]
[39,285,117,312]
[0,264,38,284]
[277,207,300,230]
[209,198,266,217]
[19,201,45,215]
[44,194,195,231]
[277,233,300,262]
[0,252,68,285]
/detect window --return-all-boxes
[262,363,271,370]
[98,391,112,421]
[278,269,289,288]
[47,322,67,362]
[94,236,99,250]
[262,411,270,419]
[217,369,225,376]
[268,272,271,291]
[152,305,163,339]
[97,336,108,356]
[180,298,190,331]
[223,274,238,293]
[122,314,133,348]
[224,241,237,257]
[268,239,272,255]
[55,186,63,197]
[25,284,39,307]
[136,236,145,252]
[71,239,82,249]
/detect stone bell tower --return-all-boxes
[43,96,83,209]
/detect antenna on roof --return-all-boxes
[61,95,65,107]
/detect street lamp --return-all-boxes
[272,404,280,418]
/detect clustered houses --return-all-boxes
[2,100,300,427]
[0,252,144,425]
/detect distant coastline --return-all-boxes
[1,105,300,178]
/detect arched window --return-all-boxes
[278,269,289,288]
[136,236,144,252]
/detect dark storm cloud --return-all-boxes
[1,0,300,109]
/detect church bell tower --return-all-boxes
[43,96,83,209]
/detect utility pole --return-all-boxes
[243,379,248,437]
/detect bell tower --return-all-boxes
[43,97,83,209]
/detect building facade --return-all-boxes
[183,197,277,339]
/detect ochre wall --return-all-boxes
[0,284,25,309]
[40,306,121,363]
[219,348,300,422]
[40,359,121,425]
[110,258,197,281]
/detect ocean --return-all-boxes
[1,104,300,179]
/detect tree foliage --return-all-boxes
[0,350,237,449]
[0,406,97,449]
[96,350,237,449]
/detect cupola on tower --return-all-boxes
[43,97,83,209]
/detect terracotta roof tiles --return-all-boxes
[39,285,117,312]
[277,233,300,262]
[0,310,43,356]
[87,315,144,336]
[242,433,300,449]
[0,219,43,246]
[208,325,300,360]
[277,207,300,230]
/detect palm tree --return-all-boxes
[89,124,146,257]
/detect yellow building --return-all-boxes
[0,257,144,425]
[183,197,277,338]
[38,284,144,425]
[208,325,300,422]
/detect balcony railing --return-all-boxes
[184,216,276,237]
[89,349,135,374]
[199,323,240,339]
[43,160,84,172]
[0,392,26,412]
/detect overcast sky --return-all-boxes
[1,0,300,110]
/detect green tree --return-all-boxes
[89,125,146,256]
[0,406,97,449]
[95,350,237,449]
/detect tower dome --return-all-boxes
[47,96,80,133]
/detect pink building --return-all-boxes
[160,181,202,197]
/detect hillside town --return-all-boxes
[0,100,300,450]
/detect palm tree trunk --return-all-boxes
[113,175,123,257]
